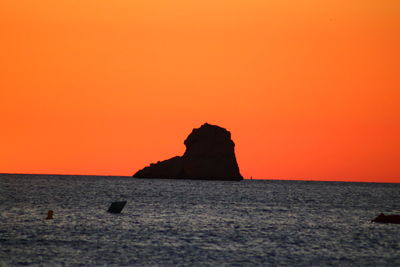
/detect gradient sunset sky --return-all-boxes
[1,0,399,182]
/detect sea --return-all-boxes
[0,174,399,266]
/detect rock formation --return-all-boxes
[371,213,400,224]
[133,123,243,181]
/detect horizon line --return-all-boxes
[0,172,398,184]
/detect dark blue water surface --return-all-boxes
[0,174,399,266]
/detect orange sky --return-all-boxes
[1,0,399,182]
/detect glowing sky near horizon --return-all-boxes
[0,0,399,182]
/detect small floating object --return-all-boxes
[46,210,54,220]
[372,213,400,224]
[107,201,127,214]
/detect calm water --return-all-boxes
[0,174,399,266]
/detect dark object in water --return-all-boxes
[107,201,127,214]
[133,123,243,181]
[46,210,54,220]
[372,213,400,224]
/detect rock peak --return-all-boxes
[133,123,242,181]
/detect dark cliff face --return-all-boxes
[133,123,243,181]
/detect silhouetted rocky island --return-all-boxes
[133,123,243,181]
